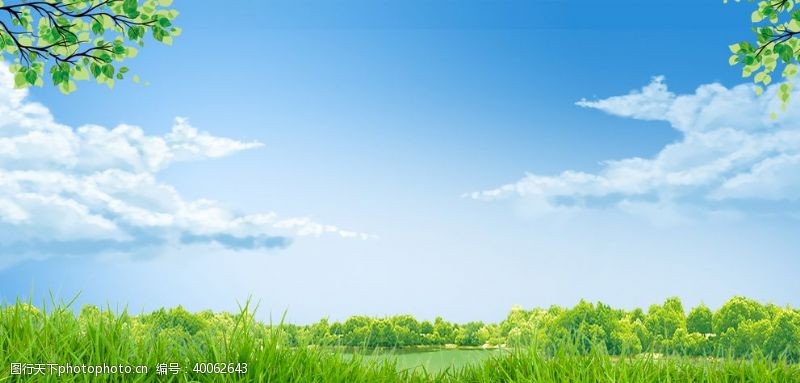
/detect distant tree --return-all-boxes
[477,323,500,346]
[0,0,180,93]
[391,315,419,334]
[455,322,485,347]
[718,319,773,357]
[369,320,397,347]
[713,296,768,334]
[669,328,710,356]
[687,304,714,335]
[631,318,654,352]
[419,320,434,335]
[610,317,643,355]
[417,320,434,345]
[342,316,372,346]
[140,306,205,335]
[645,297,687,342]
[309,318,335,344]
[764,310,800,361]
[629,308,646,323]
[727,0,800,108]
[553,301,617,354]
[433,317,456,345]
[279,324,301,347]
[594,302,624,353]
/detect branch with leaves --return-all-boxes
[726,0,800,109]
[0,0,180,94]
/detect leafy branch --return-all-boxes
[727,0,800,110]
[0,0,180,93]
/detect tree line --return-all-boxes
[266,297,798,360]
[82,296,800,361]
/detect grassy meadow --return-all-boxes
[348,348,504,374]
[1,300,799,382]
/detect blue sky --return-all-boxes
[0,0,798,324]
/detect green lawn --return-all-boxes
[350,348,505,374]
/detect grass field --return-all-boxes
[349,348,505,374]
[1,302,799,382]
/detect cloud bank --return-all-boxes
[0,65,372,266]
[467,77,800,218]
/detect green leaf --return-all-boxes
[72,66,90,81]
[14,72,27,88]
[782,64,799,78]
[90,63,102,78]
[24,70,37,85]
[102,64,115,78]
[58,80,77,94]
[123,0,140,18]
[92,22,104,35]
[775,44,794,64]
[751,9,765,22]
[128,26,140,40]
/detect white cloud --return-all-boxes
[468,77,800,218]
[0,64,373,265]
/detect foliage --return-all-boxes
[2,299,799,382]
[6,296,794,361]
[274,296,799,361]
[687,303,713,335]
[0,0,180,94]
[727,0,800,108]
[713,296,769,333]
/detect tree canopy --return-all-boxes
[728,0,800,108]
[281,297,799,360]
[0,0,179,93]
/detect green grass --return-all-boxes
[350,348,505,374]
[1,301,799,382]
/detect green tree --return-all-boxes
[455,321,485,347]
[0,0,179,93]
[687,304,714,335]
[718,319,773,357]
[552,300,622,354]
[309,318,335,345]
[644,297,687,345]
[629,308,646,323]
[433,316,456,345]
[764,310,800,361]
[341,316,372,346]
[669,328,710,356]
[611,317,643,355]
[369,320,397,347]
[139,306,205,335]
[713,296,768,334]
[727,0,799,108]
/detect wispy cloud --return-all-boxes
[467,77,800,219]
[0,64,373,267]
